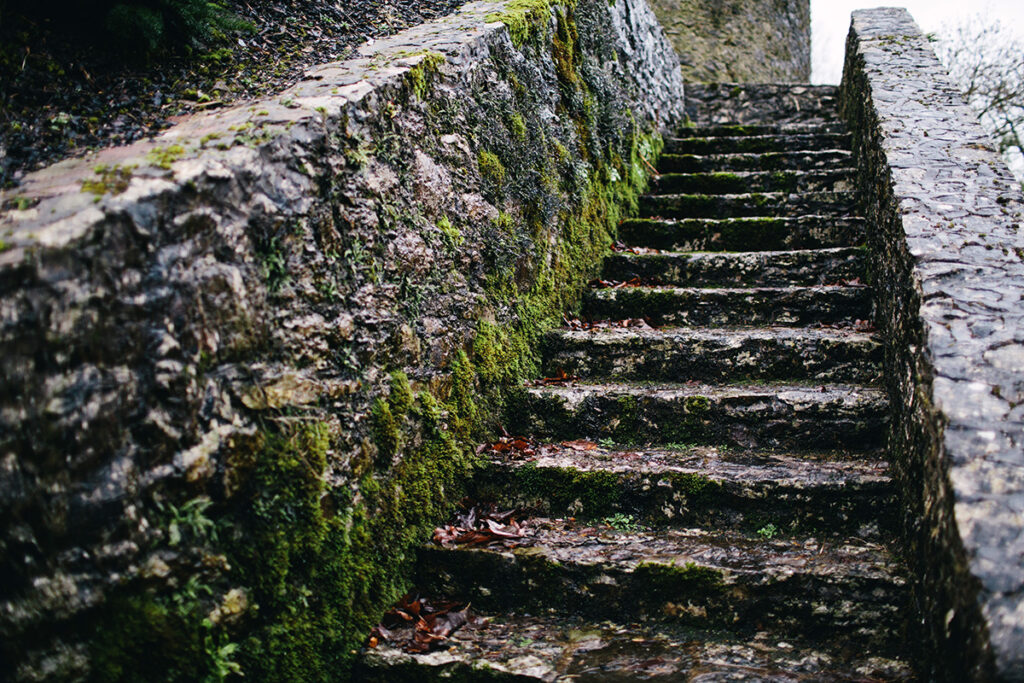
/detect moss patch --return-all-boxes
[486,0,555,47]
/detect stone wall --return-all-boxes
[649,0,809,83]
[840,8,1024,681]
[0,0,684,679]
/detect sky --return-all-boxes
[811,1,1024,84]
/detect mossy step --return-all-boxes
[665,133,851,155]
[654,169,855,195]
[602,247,866,287]
[673,122,849,138]
[618,216,865,252]
[542,325,881,384]
[416,520,909,651]
[357,611,914,682]
[684,84,841,127]
[639,191,859,219]
[582,285,871,327]
[513,381,886,449]
[472,443,895,534]
[659,149,854,173]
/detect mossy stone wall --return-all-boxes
[650,0,810,82]
[0,0,683,680]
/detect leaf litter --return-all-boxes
[432,500,532,549]
[562,314,658,331]
[368,593,471,653]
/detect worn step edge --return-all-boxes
[665,133,851,155]
[472,443,895,534]
[357,612,914,682]
[658,149,854,173]
[653,169,856,195]
[582,285,872,327]
[639,191,859,219]
[602,247,866,286]
[542,324,881,384]
[672,122,849,138]
[618,215,866,252]
[417,521,908,650]
[514,381,888,449]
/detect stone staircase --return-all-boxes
[359,85,915,681]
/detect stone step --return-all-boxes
[603,247,866,287]
[542,325,880,384]
[472,443,895,534]
[639,191,858,219]
[514,382,886,450]
[358,611,914,682]
[684,83,841,127]
[582,285,871,327]
[618,216,865,251]
[654,169,855,195]
[659,149,854,173]
[672,122,849,138]
[665,133,851,156]
[416,521,908,651]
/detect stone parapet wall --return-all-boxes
[0,1,683,679]
[840,8,1024,680]
[649,0,809,83]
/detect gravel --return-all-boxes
[0,0,464,188]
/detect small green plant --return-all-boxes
[603,513,637,531]
[260,237,290,293]
[598,437,616,448]
[158,496,217,547]
[757,523,779,540]
[148,144,186,170]
[81,163,136,196]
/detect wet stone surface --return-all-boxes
[617,216,866,252]
[648,0,809,83]
[653,169,855,195]
[542,325,881,383]
[362,82,916,679]
[684,85,839,127]
[602,247,866,286]
[640,191,859,219]
[473,441,896,534]
[665,133,851,156]
[582,285,872,327]
[417,519,909,648]
[359,613,914,682]
[841,8,1024,678]
[518,381,888,450]
[659,149,855,173]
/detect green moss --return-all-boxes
[438,215,463,248]
[388,371,414,417]
[634,560,725,603]
[219,416,473,680]
[405,50,446,100]
[0,240,9,253]
[510,463,622,516]
[613,394,640,444]
[485,0,553,47]
[684,395,711,413]
[81,163,136,196]
[551,8,580,88]
[478,149,507,185]
[371,397,400,464]
[148,144,186,170]
[508,111,528,141]
[448,350,478,442]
